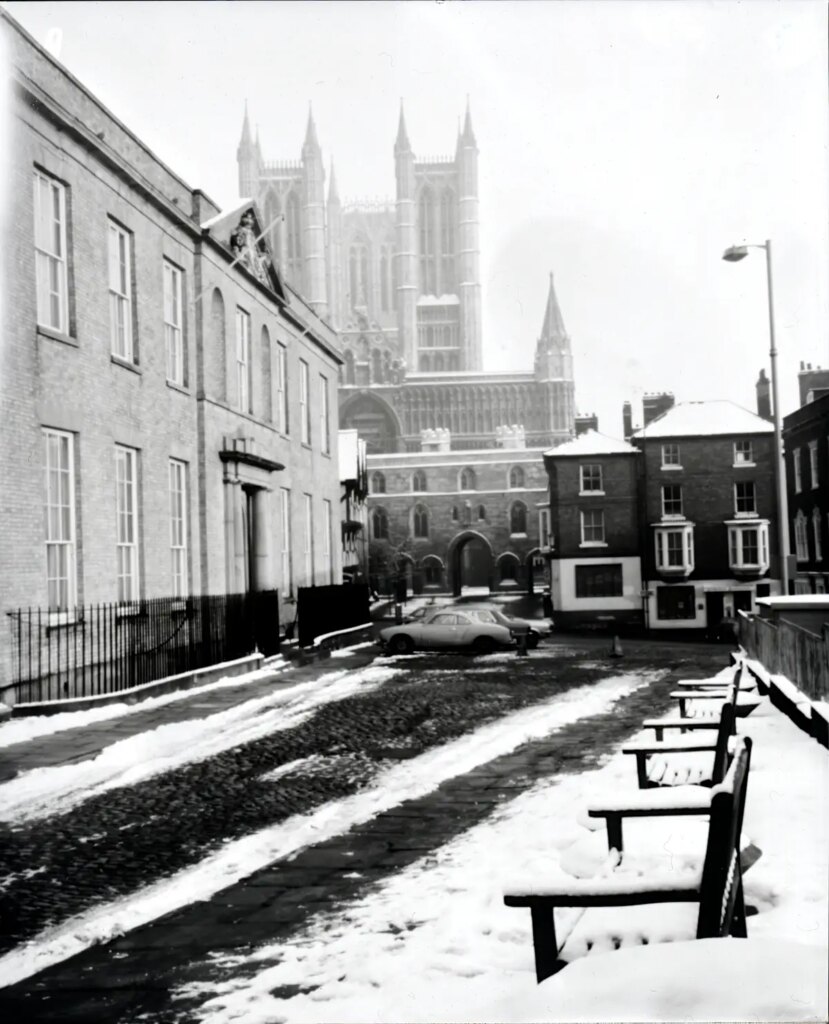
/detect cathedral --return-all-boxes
[236,102,577,455]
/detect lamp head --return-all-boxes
[722,244,750,263]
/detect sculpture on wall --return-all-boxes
[230,210,272,286]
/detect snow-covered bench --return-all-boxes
[622,695,736,790]
[503,736,754,983]
[669,665,761,721]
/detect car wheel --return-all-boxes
[527,632,539,649]
[390,634,414,655]
[472,635,496,655]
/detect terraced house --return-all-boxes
[0,12,342,703]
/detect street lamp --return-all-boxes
[722,239,790,595]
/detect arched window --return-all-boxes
[285,192,302,279]
[209,288,226,403]
[380,246,390,311]
[509,465,525,489]
[422,555,444,587]
[344,350,356,385]
[412,469,427,492]
[418,187,436,294]
[477,504,486,521]
[510,501,528,535]
[434,352,444,372]
[372,506,388,540]
[498,554,519,583]
[413,504,429,539]
[451,505,459,522]
[371,349,383,383]
[440,189,455,292]
[370,471,386,494]
[459,467,477,491]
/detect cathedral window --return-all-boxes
[370,471,386,494]
[349,242,370,307]
[510,501,528,535]
[477,505,486,521]
[509,465,525,489]
[285,192,302,278]
[412,470,427,492]
[451,505,459,522]
[418,187,437,294]
[372,506,389,540]
[440,189,455,293]
[459,467,477,491]
[413,504,429,539]
[371,349,383,383]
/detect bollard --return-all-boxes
[394,603,403,625]
[516,630,529,657]
[610,635,623,658]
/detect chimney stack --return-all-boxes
[756,368,772,420]
[642,392,675,427]
[622,401,633,441]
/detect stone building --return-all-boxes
[783,363,829,594]
[237,107,576,454]
[543,431,643,627]
[366,426,550,596]
[0,11,342,691]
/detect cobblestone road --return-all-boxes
[0,638,731,1023]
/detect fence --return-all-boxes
[738,612,829,702]
[4,590,279,706]
[296,583,370,648]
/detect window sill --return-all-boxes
[733,511,758,519]
[661,465,683,471]
[661,514,686,522]
[166,380,190,395]
[115,602,142,619]
[37,326,78,348]
[580,541,608,548]
[579,490,605,497]
[46,612,80,631]
[733,462,756,469]
[111,355,141,375]
[510,532,528,539]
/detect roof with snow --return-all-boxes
[544,430,639,458]
[632,401,774,439]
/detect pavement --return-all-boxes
[0,634,734,1022]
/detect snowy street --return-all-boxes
[0,639,826,1023]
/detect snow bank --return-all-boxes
[0,664,400,824]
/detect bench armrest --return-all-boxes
[623,740,717,755]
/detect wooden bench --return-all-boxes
[503,736,754,983]
[643,667,742,740]
[622,699,735,790]
[668,665,760,720]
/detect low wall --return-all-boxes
[738,611,829,702]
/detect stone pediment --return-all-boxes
[201,202,287,303]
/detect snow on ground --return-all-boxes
[0,664,400,825]
[0,660,288,749]
[0,670,659,988]
[175,684,828,1024]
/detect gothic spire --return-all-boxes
[461,95,476,146]
[395,101,411,154]
[255,123,262,162]
[540,272,568,345]
[304,103,320,150]
[239,100,252,148]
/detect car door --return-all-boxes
[420,612,458,648]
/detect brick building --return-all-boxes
[783,364,829,593]
[0,12,342,689]
[544,431,643,627]
[631,400,778,631]
[366,426,550,596]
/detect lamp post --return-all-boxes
[722,239,790,595]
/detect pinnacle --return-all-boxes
[461,96,476,146]
[328,159,339,203]
[304,103,320,150]
[395,100,411,153]
[239,100,252,146]
[539,272,568,344]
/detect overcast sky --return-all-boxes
[4,0,828,435]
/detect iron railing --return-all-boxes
[4,590,279,706]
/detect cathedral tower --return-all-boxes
[456,101,482,371]
[326,161,344,330]
[534,273,576,440]
[395,104,418,370]
[301,107,327,316]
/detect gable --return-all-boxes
[202,202,288,303]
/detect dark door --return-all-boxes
[706,591,724,630]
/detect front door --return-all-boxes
[706,592,724,630]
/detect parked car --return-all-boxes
[402,601,452,623]
[378,610,514,655]
[456,604,554,648]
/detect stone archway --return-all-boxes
[339,392,402,454]
[448,531,494,596]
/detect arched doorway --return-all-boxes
[339,392,402,454]
[448,531,494,596]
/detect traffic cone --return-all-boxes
[610,635,623,658]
